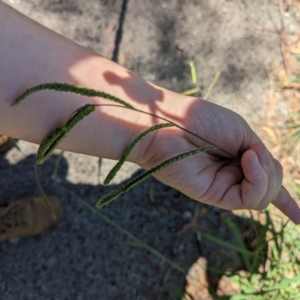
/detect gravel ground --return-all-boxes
[0,1,285,299]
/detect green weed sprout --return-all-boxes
[13,82,236,208]
[182,61,200,96]
[182,61,221,100]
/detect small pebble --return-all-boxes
[9,237,19,245]
[183,211,192,221]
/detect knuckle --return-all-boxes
[256,202,269,211]
[273,157,282,168]
[242,197,260,210]
[274,159,283,176]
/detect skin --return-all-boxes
[0,2,299,223]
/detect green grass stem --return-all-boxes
[62,185,187,274]
[51,150,65,179]
[33,164,57,220]
[204,70,221,100]
[93,104,238,159]
[189,61,197,84]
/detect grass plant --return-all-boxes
[59,177,300,300]
[225,218,300,300]
[182,61,221,100]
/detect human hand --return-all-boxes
[136,97,300,224]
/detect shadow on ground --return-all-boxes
[0,147,267,300]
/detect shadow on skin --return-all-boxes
[103,70,165,125]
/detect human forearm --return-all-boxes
[0,2,187,162]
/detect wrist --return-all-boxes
[121,88,198,166]
[71,54,198,164]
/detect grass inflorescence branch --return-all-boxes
[13,82,134,109]
[36,104,96,164]
[97,146,214,208]
[104,122,174,185]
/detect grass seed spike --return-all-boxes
[97,146,214,208]
[104,122,174,185]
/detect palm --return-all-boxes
[141,129,244,210]
[139,99,282,213]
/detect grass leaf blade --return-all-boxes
[189,61,197,84]
[204,70,221,100]
[182,87,200,96]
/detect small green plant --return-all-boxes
[182,61,221,100]
[187,211,300,300]
[182,61,200,96]
[13,82,237,209]
[223,213,300,299]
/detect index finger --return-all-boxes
[272,186,300,224]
